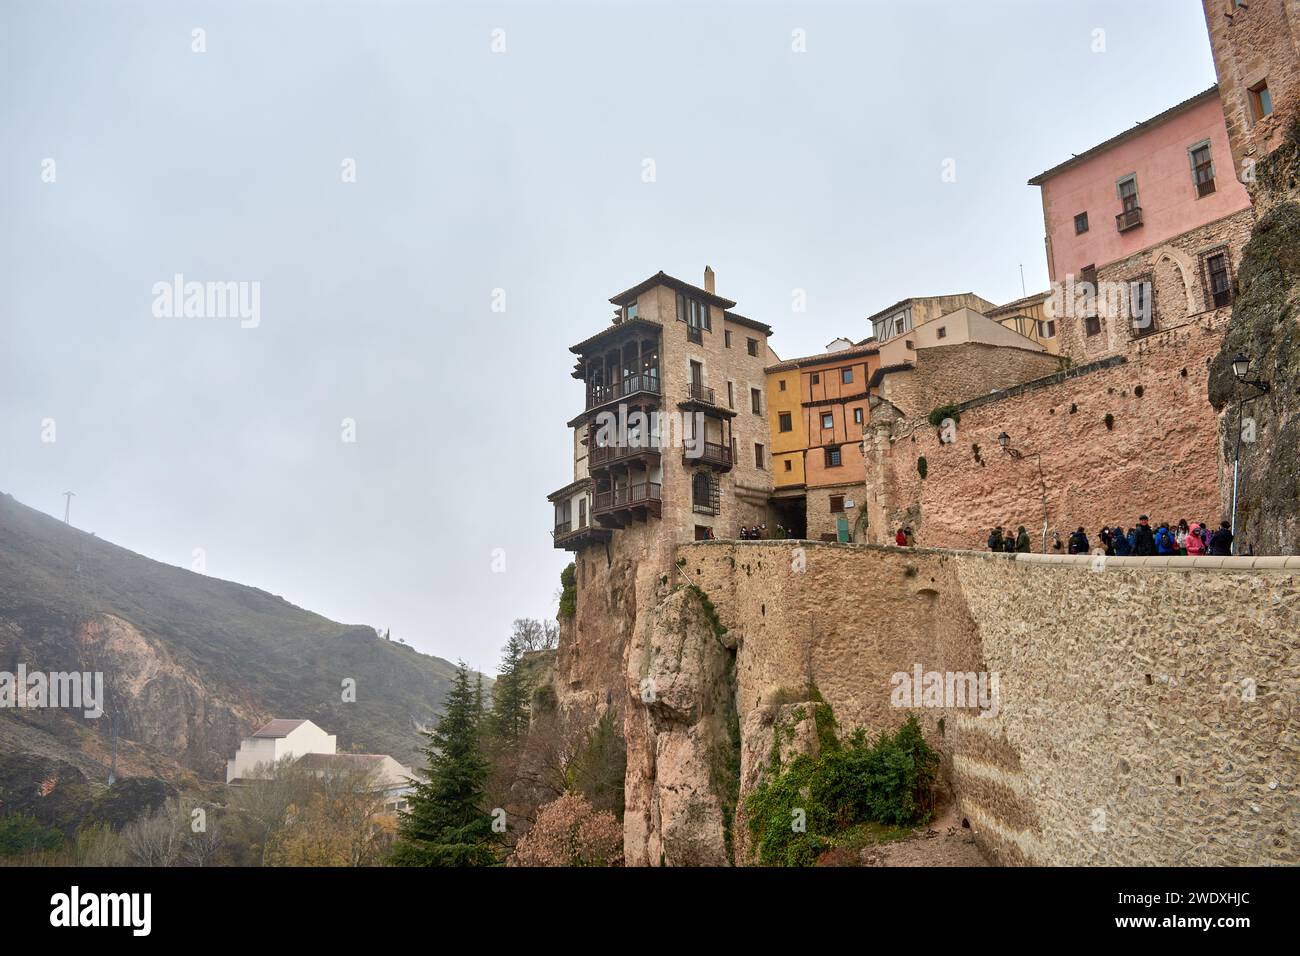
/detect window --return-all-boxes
[1037,319,1056,338]
[1074,212,1089,234]
[783,459,792,472]
[578,497,587,528]
[1118,176,1138,210]
[1085,315,1102,337]
[821,412,834,430]
[825,446,842,468]
[677,293,710,342]
[727,381,734,409]
[811,373,820,385]
[747,337,758,357]
[778,378,787,391]
[936,326,947,339]
[694,525,712,541]
[1203,249,1233,308]
[692,471,719,515]
[905,339,915,350]
[751,388,762,414]
[1250,80,1273,121]
[1190,141,1216,197]
[1116,176,1141,231]
[754,443,765,468]
[623,302,639,321]
[724,329,732,348]
[853,407,864,425]
[893,316,906,337]
[829,495,845,514]
[841,368,853,384]
[689,360,703,386]
[779,411,793,432]
[1130,278,1154,335]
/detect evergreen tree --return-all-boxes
[489,631,530,749]
[390,662,496,866]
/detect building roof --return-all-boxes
[547,477,591,502]
[252,718,310,738]
[868,363,916,389]
[608,271,737,309]
[294,753,388,770]
[1027,86,1219,185]
[723,310,773,335]
[568,316,662,356]
[863,294,989,328]
[766,342,880,374]
[987,290,1052,317]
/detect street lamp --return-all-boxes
[997,431,1010,451]
[1230,352,1271,553]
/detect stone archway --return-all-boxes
[1151,245,1200,321]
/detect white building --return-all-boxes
[294,752,417,813]
[225,718,338,783]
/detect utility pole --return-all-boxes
[63,491,75,524]
[1019,264,1026,298]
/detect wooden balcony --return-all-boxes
[552,519,612,551]
[593,481,662,524]
[1116,207,1143,233]
[684,440,733,472]
[589,441,661,472]
[585,372,662,410]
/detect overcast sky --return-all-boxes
[1,1,1217,673]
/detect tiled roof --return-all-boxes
[869,363,916,388]
[988,290,1051,316]
[568,316,661,355]
[608,271,736,309]
[1027,86,1219,185]
[766,343,879,373]
[723,310,773,335]
[252,718,309,738]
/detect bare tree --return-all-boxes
[513,618,559,653]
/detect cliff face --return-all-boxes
[1209,122,1300,553]
[622,585,737,867]
[0,493,461,784]
[564,539,1297,866]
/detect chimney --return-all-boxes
[703,265,715,295]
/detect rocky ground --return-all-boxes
[816,804,990,868]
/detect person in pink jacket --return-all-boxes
[1186,523,1208,556]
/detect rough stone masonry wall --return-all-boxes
[677,540,1298,866]
[865,314,1231,552]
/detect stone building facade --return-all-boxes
[861,313,1233,552]
[547,268,776,726]
[1201,0,1300,193]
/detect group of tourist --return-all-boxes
[986,515,1235,556]
[893,527,916,547]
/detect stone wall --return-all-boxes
[676,540,1298,866]
[863,314,1231,551]
[876,341,1064,421]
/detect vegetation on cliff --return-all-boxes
[744,710,939,867]
[391,664,498,866]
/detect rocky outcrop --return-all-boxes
[623,585,738,866]
[1209,121,1300,554]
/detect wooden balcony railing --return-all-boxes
[590,441,661,468]
[552,520,573,537]
[686,441,732,468]
[586,372,661,409]
[593,482,662,513]
[1116,207,1143,232]
[687,382,715,405]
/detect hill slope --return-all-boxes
[0,493,460,784]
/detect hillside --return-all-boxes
[0,492,461,786]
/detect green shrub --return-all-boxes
[558,562,577,619]
[0,813,65,857]
[744,713,938,866]
[917,456,928,479]
[927,405,961,429]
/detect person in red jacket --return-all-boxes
[895,528,908,547]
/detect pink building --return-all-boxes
[1030,86,1252,283]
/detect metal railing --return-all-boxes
[687,382,715,405]
[686,441,732,468]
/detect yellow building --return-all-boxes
[987,291,1061,355]
[765,362,807,491]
